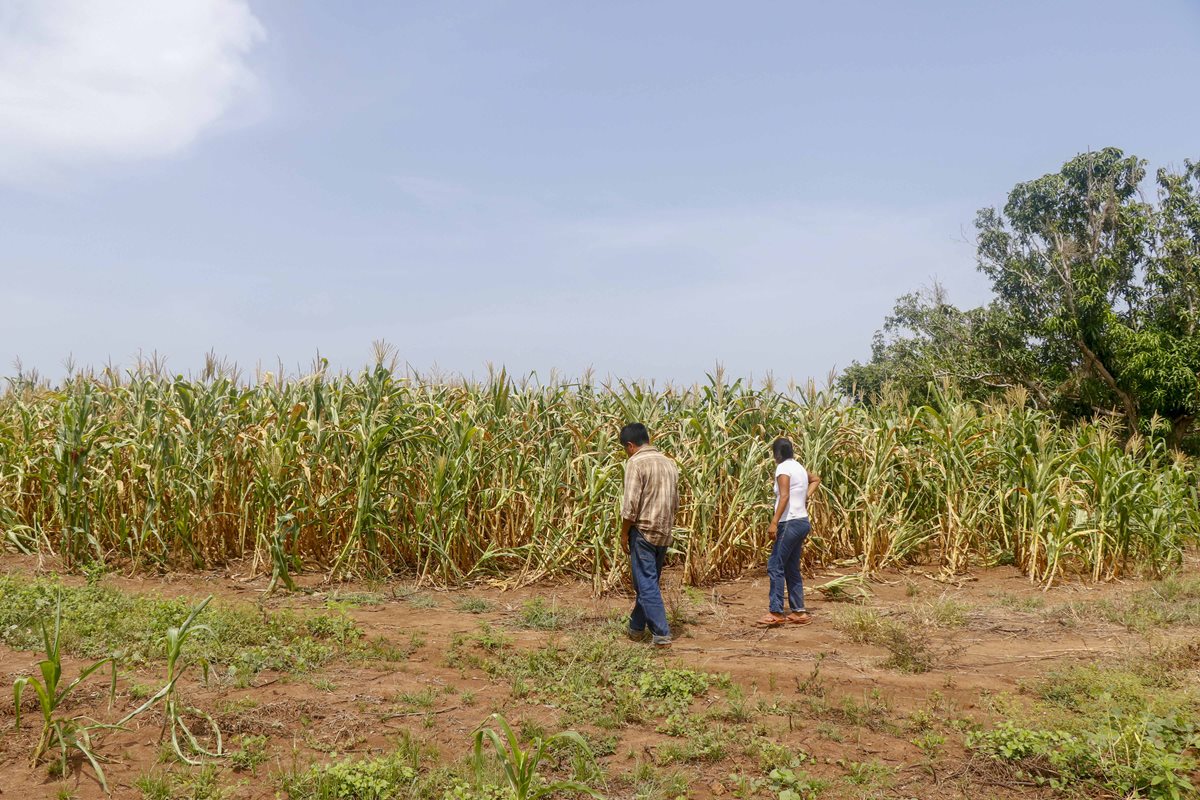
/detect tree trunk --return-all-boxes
[1075,338,1140,434]
[1169,414,1195,451]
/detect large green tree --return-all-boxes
[841,148,1200,447]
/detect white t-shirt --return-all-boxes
[773,459,809,521]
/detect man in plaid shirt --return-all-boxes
[618,422,679,647]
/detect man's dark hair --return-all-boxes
[772,437,795,464]
[620,423,650,447]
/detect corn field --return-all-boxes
[0,359,1196,589]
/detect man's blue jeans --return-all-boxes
[768,517,810,614]
[628,527,671,639]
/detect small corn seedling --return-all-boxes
[115,595,222,764]
[13,597,117,790]
[472,713,604,800]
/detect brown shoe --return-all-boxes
[785,612,813,625]
[755,613,788,628]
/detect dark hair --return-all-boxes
[772,437,795,464]
[620,422,650,446]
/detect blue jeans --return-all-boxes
[628,528,671,638]
[768,518,810,614]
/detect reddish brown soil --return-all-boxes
[0,553,1183,800]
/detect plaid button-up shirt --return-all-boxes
[621,446,679,546]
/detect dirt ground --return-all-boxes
[0,553,1192,800]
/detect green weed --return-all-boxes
[655,727,726,764]
[768,767,829,800]
[619,760,688,800]
[456,597,494,614]
[229,734,270,772]
[514,598,580,631]
[969,657,1200,799]
[0,576,360,678]
[407,594,440,610]
[134,766,227,800]
[282,752,418,799]
[840,758,894,787]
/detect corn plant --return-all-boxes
[472,713,603,800]
[0,365,1196,587]
[12,597,116,790]
[115,595,222,764]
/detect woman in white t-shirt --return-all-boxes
[757,437,820,627]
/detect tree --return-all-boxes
[1144,160,1200,444]
[836,284,1043,405]
[842,148,1200,448]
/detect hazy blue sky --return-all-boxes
[2,0,1199,382]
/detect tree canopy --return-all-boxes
[840,148,1200,448]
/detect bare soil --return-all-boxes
[0,553,1187,800]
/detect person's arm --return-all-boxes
[768,473,789,536]
[620,517,633,554]
[620,462,643,554]
[808,471,821,492]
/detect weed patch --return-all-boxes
[513,598,581,631]
[456,597,494,614]
[913,597,972,628]
[617,760,689,800]
[1103,575,1200,631]
[832,608,936,673]
[281,751,419,799]
[969,658,1200,799]
[0,575,361,678]
[655,726,727,764]
[473,631,715,727]
[134,765,227,800]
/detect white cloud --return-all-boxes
[0,0,264,184]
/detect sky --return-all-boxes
[2,0,1199,384]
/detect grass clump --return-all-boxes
[513,598,581,631]
[325,592,386,609]
[832,608,936,673]
[407,593,440,610]
[655,726,727,764]
[135,765,227,800]
[395,687,439,710]
[355,632,426,663]
[912,597,972,628]
[617,760,689,800]
[840,758,895,788]
[1102,575,1200,631]
[456,597,494,614]
[993,592,1045,612]
[0,575,361,678]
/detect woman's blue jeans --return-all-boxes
[628,527,671,639]
[768,517,810,614]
